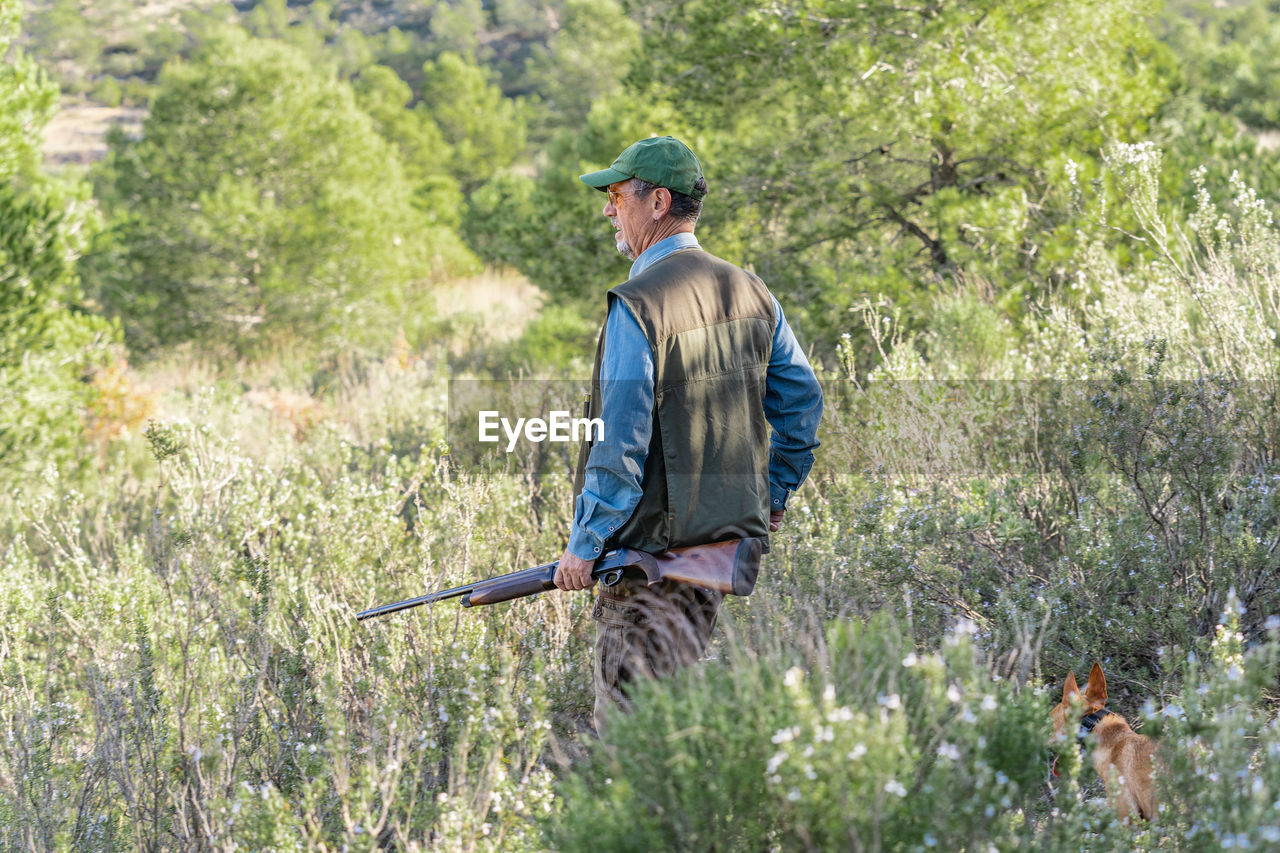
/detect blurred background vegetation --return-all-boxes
[4,0,1280,849]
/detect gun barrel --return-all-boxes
[356,560,561,621]
[355,583,474,621]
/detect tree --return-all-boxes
[88,28,476,353]
[624,0,1169,340]
[420,51,526,192]
[1161,0,1280,131]
[1,0,114,479]
[463,96,694,307]
[352,64,463,225]
[525,0,640,139]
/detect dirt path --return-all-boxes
[42,104,145,166]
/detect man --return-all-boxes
[553,136,822,732]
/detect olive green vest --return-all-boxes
[574,248,775,553]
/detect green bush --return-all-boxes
[1143,595,1280,849]
[86,27,477,356]
[549,613,1049,851]
[0,0,117,490]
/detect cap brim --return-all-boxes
[579,167,632,190]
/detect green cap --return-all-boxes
[579,136,707,198]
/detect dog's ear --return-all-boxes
[1084,662,1108,707]
[1062,670,1079,703]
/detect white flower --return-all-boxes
[903,653,919,668]
[878,693,902,710]
[828,706,854,723]
[981,695,997,712]
[766,751,789,775]
[784,667,805,688]
[946,684,962,703]
[937,742,960,761]
[884,780,907,797]
[848,743,868,761]
[772,726,800,745]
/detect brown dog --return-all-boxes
[1051,662,1157,821]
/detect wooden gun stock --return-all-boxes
[650,537,762,597]
[356,538,763,621]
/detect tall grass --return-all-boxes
[1,149,1279,850]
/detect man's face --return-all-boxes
[603,179,651,260]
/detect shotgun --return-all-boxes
[356,537,763,621]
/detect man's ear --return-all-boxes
[651,187,672,220]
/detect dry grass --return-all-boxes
[433,267,544,343]
[41,104,144,165]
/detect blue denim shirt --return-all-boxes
[568,233,823,560]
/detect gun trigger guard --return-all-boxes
[599,568,624,587]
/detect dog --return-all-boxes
[1050,662,1157,822]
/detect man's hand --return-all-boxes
[554,549,597,591]
[769,509,785,532]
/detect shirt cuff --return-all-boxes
[770,484,790,511]
[567,524,605,562]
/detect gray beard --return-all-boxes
[616,234,635,260]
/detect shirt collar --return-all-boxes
[629,232,700,279]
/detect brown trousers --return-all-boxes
[591,577,722,733]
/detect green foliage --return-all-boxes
[491,303,597,374]
[524,0,640,139]
[22,0,189,104]
[843,149,1280,673]
[0,0,115,484]
[1144,595,1280,848]
[2,2,57,181]
[419,51,527,192]
[87,28,477,354]
[462,96,691,305]
[9,1,1280,849]
[352,64,463,224]
[622,0,1168,344]
[549,613,1048,851]
[1161,0,1280,130]
[0,374,571,849]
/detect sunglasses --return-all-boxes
[607,187,649,207]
